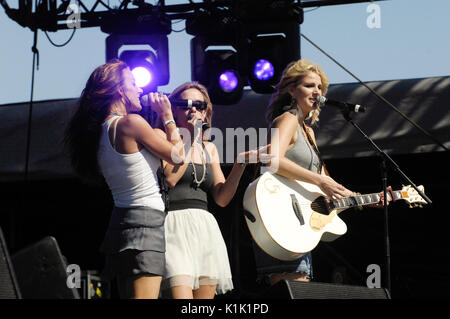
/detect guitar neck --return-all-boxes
[330,190,403,210]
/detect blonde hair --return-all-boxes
[266,59,329,126]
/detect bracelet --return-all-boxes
[163,119,175,126]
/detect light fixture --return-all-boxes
[247,34,294,94]
[117,49,161,93]
[253,59,275,82]
[188,5,302,102]
[191,34,245,105]
[105,33,170,94]
[219,70,239,93]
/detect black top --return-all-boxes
[168,145,214,211]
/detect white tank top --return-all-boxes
[97,116,164,210]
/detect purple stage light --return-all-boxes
[254,59,274,81]
[219,70,239,92]
[132,67,153,87]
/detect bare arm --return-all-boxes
[208,143,272,207]
[119,114,184,165]
[268,113,353,198]
[145,92,185,164]
[207,142,246,208]
[162,144,192,188]
[162,139,246,207]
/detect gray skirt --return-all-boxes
[100,206,166,279]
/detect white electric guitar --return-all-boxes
[243,171,427,261]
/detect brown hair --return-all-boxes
[64,59,128,182]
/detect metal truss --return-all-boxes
[1,0,384,32]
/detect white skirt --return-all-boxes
[163,208,234,295]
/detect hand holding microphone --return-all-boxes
[140,93,208,111]
[141,92,173,119]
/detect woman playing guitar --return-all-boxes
[253,59,359,285]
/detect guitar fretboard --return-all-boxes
[331,190,403,210]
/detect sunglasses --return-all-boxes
[173,99,208,111]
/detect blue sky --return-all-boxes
[1,0,449,105]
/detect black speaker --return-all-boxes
[11,236,80,299]
[261,280,390,299]
[0,227,21,299]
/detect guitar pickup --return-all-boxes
[291,194,305,225]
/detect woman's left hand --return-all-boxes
[236,145,274,166]
[365,186,393,208]
[147,92,172,119]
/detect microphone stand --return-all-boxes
[339,108,432,296]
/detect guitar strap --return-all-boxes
[252,120,330,180]
[301,122,329,176]
[252,162,262,182]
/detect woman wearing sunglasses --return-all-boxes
[154,82,269,299]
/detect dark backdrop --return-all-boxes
[1,150,447,299]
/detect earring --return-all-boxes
[290,96,297,107]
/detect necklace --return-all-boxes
[190,143,207,189]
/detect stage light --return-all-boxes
[219,70,239,92]
[191,34,245,105]
[187,7,301,102]
[246,19,300,94]
[118,49,161,93]
[132,67,153,88]
[247,35,287,94]
[204,50,244,105]
[253,59,275,81]
[106,34,170,94]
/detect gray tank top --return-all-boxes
[285,124,322,174]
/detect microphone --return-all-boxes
[192,119,212,141]
[201,122,210,131]
[193,119,211,133]
[316,96,366,113]
[140,94,208,110]
[201,121,213,141]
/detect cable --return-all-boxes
[16,30,40,251]
[300,32,448,152]
[25,30,39,183]
[304,6,320,13]
[44,28,77,47]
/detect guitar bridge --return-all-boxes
[290,194,305,225]
[311,196,332,215]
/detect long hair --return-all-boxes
[266,59,329,127]
[63,59,128,182]
[155,81,213,129]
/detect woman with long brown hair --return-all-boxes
[64,59,184,298]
